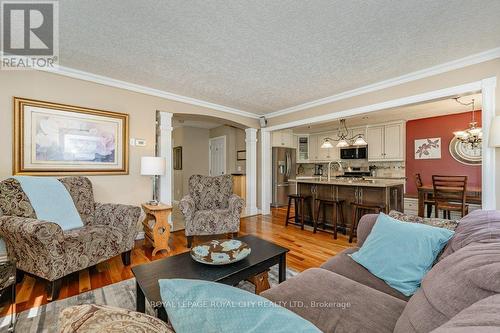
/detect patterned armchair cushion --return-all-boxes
[63,225,125,274]
[59,177,96,225]
[0,178,36,218]
[186,209,240,236]
[188,175,232,210]
[59,304,174,333]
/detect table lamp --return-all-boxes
[141,156,166,205]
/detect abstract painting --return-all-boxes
[414,137,441,160]
[14,97,129,175]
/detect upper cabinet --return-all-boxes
[271,129,295,148]
[296,135,310,163]
[366,121,405,161]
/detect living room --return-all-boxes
[0,1,499,332]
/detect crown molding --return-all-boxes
[39,66,261,119]
[266,47,500,119]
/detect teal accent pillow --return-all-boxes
[349,213,454,296]
[159,279,321,333]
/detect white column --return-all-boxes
[245,128,258,216]
[159,111,173,206]
[260,130,272,215]
[481,77,497,209]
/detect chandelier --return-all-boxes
[321,119,367,148]
[452,98,482,149]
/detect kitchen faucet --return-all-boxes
[327,161,344,181]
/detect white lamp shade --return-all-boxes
[336,139,349,148]
[353,136,367,146]
[490,116,500,147]
[141,156,166,175]
[321,139,334,149]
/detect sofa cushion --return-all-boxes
[159,278,320,333]
[440,210,500,260]
[261,268,407,333]
[430,294,500,333]
[350,213,454,296]
[0,178,36,218]
[188,174,232,210]
[394,242,500,333]
[321,248,409,301]
[389,210,459,231]
[59,177,96,225]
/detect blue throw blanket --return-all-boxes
[14,176,84,231]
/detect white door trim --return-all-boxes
[260,77,497,214]
[209,135,227,176]
[245,128,258,216]
[158,111,173,206]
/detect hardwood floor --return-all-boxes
[1,207,355,316]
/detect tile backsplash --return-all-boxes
[297,160,405,178]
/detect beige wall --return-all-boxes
[0,70,258,207]
[172,126,210,199]
[209,125,246,175]
[267,59,500,208]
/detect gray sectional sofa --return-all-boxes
[262,210,500,333]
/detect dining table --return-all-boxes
[417,185,482,217]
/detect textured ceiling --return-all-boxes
[59,0,500,114]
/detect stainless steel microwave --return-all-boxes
[340,147,367,159]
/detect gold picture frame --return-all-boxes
[13,97,129,175]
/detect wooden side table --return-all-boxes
[141,203,172,256]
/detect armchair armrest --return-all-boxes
[228,194,245,216]
[0,215,65,280]
[179,195,196,220]
[93,203,141,230]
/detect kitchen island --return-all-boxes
[290,178,405,233]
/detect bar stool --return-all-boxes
[285,194,312,230]
[349,203,385,243]
[314,198,345,239]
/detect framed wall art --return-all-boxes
[13,97,129,175]
[414,138,441,160]
[173,146,182,170]
[236,150,246,161]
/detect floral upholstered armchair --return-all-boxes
[0,177,140,301]
[179,175,245,247]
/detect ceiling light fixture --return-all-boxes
[320,119,367,148]
[452,97,482,149]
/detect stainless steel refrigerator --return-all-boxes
[272,147,296,207]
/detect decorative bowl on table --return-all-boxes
[190,239,251,265]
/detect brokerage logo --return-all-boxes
[1,1,58,70]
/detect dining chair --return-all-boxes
[415,173,434,218]
[432,175,468,219]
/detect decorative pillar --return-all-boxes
[260,130,272,215]
[158,111,173,206]
[245,128,258,215]
[481,77,497,209]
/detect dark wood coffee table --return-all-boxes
[132,235,289,321]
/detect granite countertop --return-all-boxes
[290,177,405,187]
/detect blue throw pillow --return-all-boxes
[159,279,321,333]
[349,213,454,296]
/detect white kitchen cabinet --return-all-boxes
[367,126,384,160]
[271,129,294,148]
[309,135,319,161]
[366,122,405,161]
[384,123,404,160]
[296,135,310,163]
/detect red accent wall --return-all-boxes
[405,111,482,195]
